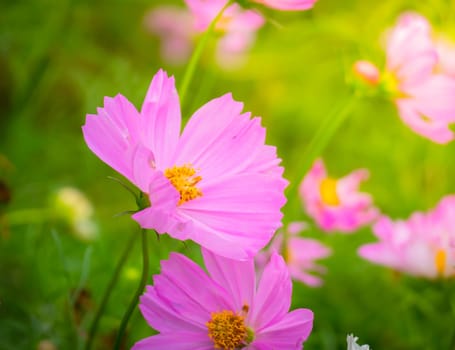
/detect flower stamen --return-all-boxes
[207,310,248,350]
[164,165,202,205]
[319,177,340,206]
[435,249,447,275]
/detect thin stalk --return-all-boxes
[443,281,455,350]
[113,229,149,350]
[178,0,234,108]
[286,97,356,197]
[107,176,140,202]
[84,231,137,350]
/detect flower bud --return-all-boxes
[352,60,380,86]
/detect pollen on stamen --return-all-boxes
[164,164,203,205]
[207,310,248,350]
[435,249,447,276]
[319,177,340,206]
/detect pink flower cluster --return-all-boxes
[83,69,313,347]
[81,3,455,348]
[359,195,455,279]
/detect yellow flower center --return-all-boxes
[319,177,340,206]
[282,245,293,264]
[207,310,248,350]
[164,165,202,205]
[435,249,447,276]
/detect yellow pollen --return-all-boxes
[435,249,447,276]
[282,245,293,264]
[207,310,247,350]
[164,165,202,205]
[319,177,340,206]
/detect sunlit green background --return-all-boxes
[2,0,455,349]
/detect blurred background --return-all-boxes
[1,0,455,349]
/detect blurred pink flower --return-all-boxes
[355,13,455,143]
[186,0,265,67]
[144,6,194,65]
[385,13,455,143]
[252,0,318,11]
[257,222,331,286]
[82,69,287,260]
[145,1,264,68]
[359,195,455,279]
[133,249,314,349]
[299,159,379,233]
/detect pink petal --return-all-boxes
[401,75,455,120]
[290,237,331,261]
[152,253,233,325]
[140,69,181,169]
[131,144,156,192]
[173,93,244,168]
[139,286,204,332]
[358,243,402,269]
[337,169,369,196]
[249,253,291,331]
[287,222,308,235]
[132,333,212,350]
[396,99,454,144]
[175,93,285,181]
[253,309,314,348]
[289,268,324,287]
[254,0,317,11]
[202,248,255,310]
[184,0,228,31]
[386,13,437,85]
[180,173,286,259]
[82,94,141,183]
[132,171,192,238]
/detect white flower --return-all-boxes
[347,334,371,350]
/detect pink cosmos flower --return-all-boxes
[256,222,331,286]
[358,195,455,279]
[82,70,287,260]
[146,2,264,68]
[386,13,455,144]
[251,0,317,11]
[299,159,379,233]
[133,249,314,349]
[355,13,455,143]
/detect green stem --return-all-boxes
[178,0,234,109]
[442,281,455,350]
[113,229,149,350]
[286,97,356,197]
[84,231,137,350]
